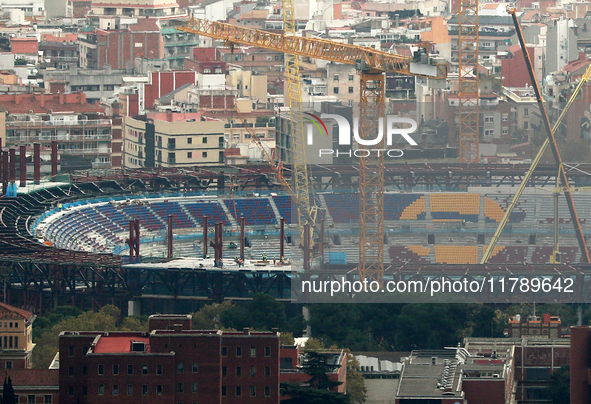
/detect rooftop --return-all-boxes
[93,335,150,353]
[0,302,33,320]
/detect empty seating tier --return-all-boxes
[430,194,479,223]
[399,196,427,220]
[323,193,360,223]
[224,198,277,225]
[434,246,479,264]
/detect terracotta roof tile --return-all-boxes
[0,303,33,319]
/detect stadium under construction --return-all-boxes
[2,157,591,313]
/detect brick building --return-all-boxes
[571,326,591,404]
[0,370,59,404]
[58,315,280,404]
[79,19,162,70]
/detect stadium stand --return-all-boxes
[388,246,431,263]
[323,193,360,223]
[399,195,427,220]
[273,195,292,223]
[224,198,277,225]
[150,201,194,228]
[434,246,479,264]
[430,194,479,222]
[184,201,230,226]
[384,194,424,220]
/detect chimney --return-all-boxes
[39,94,45,108]
[543,313,551,324]
[14,94,21,105]
[243,327,250,335]
[167,110,173,122]
[59,91,64,105]
[173,324,183,333]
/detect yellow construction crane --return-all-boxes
[178,19,447,283]
[458,0,480,163]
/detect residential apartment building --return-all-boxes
[58,314,281,404]
[1,92,116,170]
[43,67,127,104]
[0,302,36,370]
[448,15,516,74]
[124,112,226,169]
[503,87,541,144]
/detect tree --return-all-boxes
[191,301,234,330]
[345,351,367,404]
[220,293,287,331]
[1,376,16,404]
[301,351,342,390]
[547,365,569,404]
[281,382,350,404]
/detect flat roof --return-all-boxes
[93,336,150,353]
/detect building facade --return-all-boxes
[58,315,280,404]
[124,113,226,168]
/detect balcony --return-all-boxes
[7,134,112,143]
[6,119,112,129]
[61,148,112,155]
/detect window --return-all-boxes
[222,386,227,397]
[524,121,529,129]
[502,128,509,135]
[113,385,119,396]
[265,386,270,397]
[236,347,242,357]
[142,385,148,396]
[265,346,271,357]
[333,74,339,81]
[28,395,35,404]
[14,336,17,348]
[485,129,494,137]
[192,363,198,373]
[250,386,256,397]
[222,347,227,356]
[187,152,192,158]
[348,87,354,93]
[202,137,208,144]
[250,366,256,377]
[127,385,133,396]
[128,364,133,375]
[333,87,339,94]
[202,152,208,158]
[69,366,74,376]
[524,108,529,116]
[113,364,119,375]
[265,366,271,376]
[157,365,163,375]
[98,385,104,395]
[188,137,193,144]
[236,366,242,377]
[83,366,87,376]
[178,383,184,393]
[68,387,74,396]
[83,386,87,397]
[178,363,184,373]
[44,395,52,404]
[484,116,493,123]
[142,365,148,375]
[222,366,227,376]
[250,347,256,357]
[192,383,198,393]
[349,74,354,81]
[157,385,163,396]
[98,364,104,375]
[236,386,242,397]
[502,113,508,121]
[68,346,74,356]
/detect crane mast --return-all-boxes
[282,0,317,255]
[458,0,480,163]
